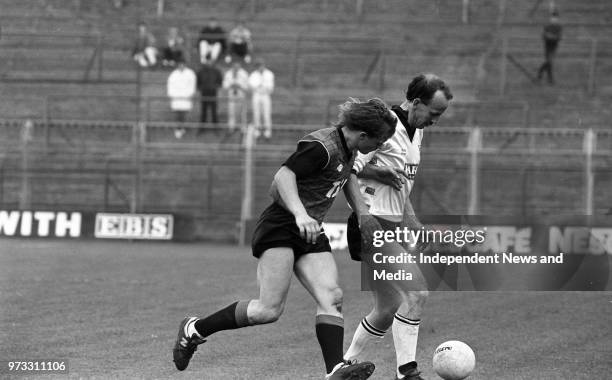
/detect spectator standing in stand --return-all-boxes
[222,62,249,133]
[536,10,562,85]
[167,56,197,138]
[196,62,223,134]
[161,26,186,68]
[132,22,158,68]
[226,20,252,64]
[198,17,226,64]
[248,59,274,139]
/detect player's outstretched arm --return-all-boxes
[359,164,409,191]
[344,173,382,251]
[272,166,320,244]
[343,173,370,218]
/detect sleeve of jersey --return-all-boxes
[283,141,329,179]
[352,150,376,174]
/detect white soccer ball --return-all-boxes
[432,340,475,380]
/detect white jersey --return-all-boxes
[353,109,422,222]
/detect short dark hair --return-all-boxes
[406,73,453,104]
[336,98,396,139]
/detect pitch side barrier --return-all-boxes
[0,210,195,242]
[320,215,612,291]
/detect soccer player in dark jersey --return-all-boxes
[172,98,396,379]
[344,74,453,380]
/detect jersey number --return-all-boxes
[326,179,347,198]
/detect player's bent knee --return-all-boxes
[259,305,284,323]
[405,290,429,305]
[252,302,285,324]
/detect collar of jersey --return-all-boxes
[336,126,352,159]
[391,105,416,142]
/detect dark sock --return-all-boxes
[315,315,344,374]
[194,300,250,338]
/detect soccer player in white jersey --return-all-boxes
[343,74,453,380]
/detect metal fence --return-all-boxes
[3,91,611,133]
[1,120,611,232]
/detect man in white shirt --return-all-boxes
[166,58,197,138]
[248,59,275,139]
[344,74,453,380]
[223,62,249,132]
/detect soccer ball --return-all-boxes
[432,340,475,380]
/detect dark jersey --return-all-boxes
[543,24,562,42]
[284,141,328,178]
[270,127,354,224]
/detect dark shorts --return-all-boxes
[347,212,401,261]
[251,203,332,259]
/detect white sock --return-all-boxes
[392,314,420,378]
[185,317,203,339]
[343,317,386,361]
